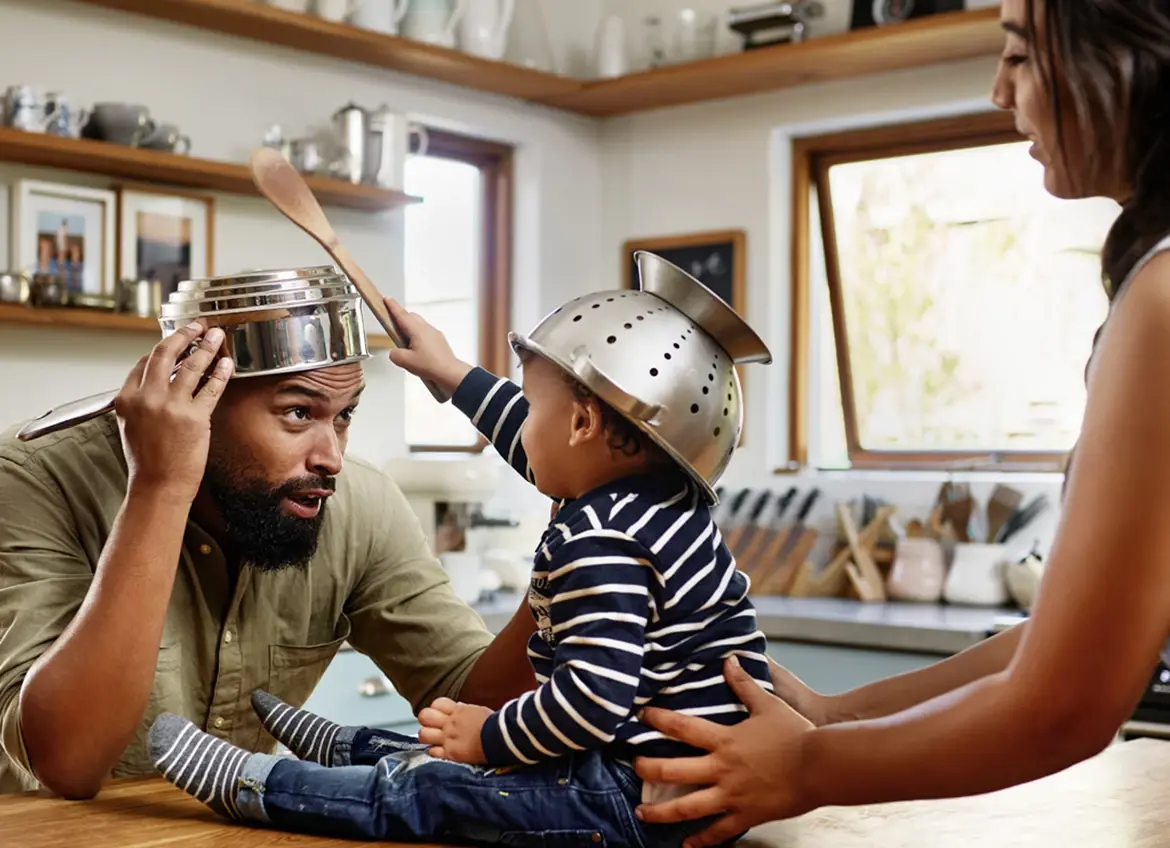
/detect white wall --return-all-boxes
[0,0,604,469]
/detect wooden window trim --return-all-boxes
[407,129,514,454]
[787,109,1073,473]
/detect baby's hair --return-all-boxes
[562,372,670,464]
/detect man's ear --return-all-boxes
[567,396,605,448]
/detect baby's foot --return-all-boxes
[252,690,343,766]
[148,713,251,820]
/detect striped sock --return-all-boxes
[148,713,250,820]
[252,690,343,766]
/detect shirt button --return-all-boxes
[223,630,233,644]
[213,717,225,729]
[199,544,212,555]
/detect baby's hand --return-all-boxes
[418,698,491,764]
[384,298,473,395]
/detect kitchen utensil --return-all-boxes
[333,103,369,184]
[737,486,797,573]
[775,487,820,564]
[119,278,162,318]
[986,484,1024,543]
[315,0,360,22]
[352,0,411,33]
[715,488,751,536]
[0,272,30,305]
[402,0,467,48]
[248,147,450,403]
[886,536,946,602]
[17,266,373,442]
[838,502,886,602]
[938,480,975,543]
[594,15,628,78]
[997,494,1051,544]
[944,543,1012,607]
[728,1,823,48]
[366,106,427,189]
[725,489,771,558]
[785,504,893,599]
[459,0,515,59]
[755,488,821,595]
[507,251,771,502]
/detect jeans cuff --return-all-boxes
[333,725,361,767]
[235,752,282,824]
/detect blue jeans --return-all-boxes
[234,727,719,847]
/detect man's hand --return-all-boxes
[632,657,816,848]
[418,698,491,765]
[115,322,233,504]
[384,298,474,396]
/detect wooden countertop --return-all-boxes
[2,738,1168,847]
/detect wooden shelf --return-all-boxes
[547,9,1006,117]
[0,303,398,351]
[70,0,1003,117]
[0,128,419,212]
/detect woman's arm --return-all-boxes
[635,255,1170,846]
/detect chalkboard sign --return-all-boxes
[622,230,746,316]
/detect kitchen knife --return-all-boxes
[715,488,751,537]
[737,486,797,572]
[775,487,821,564]
[725,489,772,557]
[997,494,1051,544]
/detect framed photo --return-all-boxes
[621,229,746,316]
[116,184,214,299]
[12,179,116,295]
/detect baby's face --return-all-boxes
[518,353,579,499]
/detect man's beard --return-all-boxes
[203,459,334,573]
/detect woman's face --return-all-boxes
[991,0,1125,201]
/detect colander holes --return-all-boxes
[673,342,680,349]
[664,353,672,360]
[708,373,714,382]
[727,393,732,402]
[724,408,729,416]
[573,315,582,322]
[607,297,615,302]
[702,387,709,395]
[714,427,721,437]
[607,336,616,344]
[637,316,644,321]
[690,404,699,414]
[624,323,632,329]
[650,368,659,377]
[592,303,600,309]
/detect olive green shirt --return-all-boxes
[0,413,495,794]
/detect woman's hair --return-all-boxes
[1029,0,1170,298]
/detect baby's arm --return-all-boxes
[450,367,535,485]
[478,528,654,766]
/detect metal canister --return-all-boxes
[331,103,368,185]
[0,271,30,305]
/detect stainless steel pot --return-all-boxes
[0,271,30,305]
[17,265,372,441]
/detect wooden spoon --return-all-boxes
[248,147,450,403]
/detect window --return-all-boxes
[790,112,1118,472]
[403,129,513,451]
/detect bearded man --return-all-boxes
[0,321,536,798]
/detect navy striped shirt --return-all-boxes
[452,367,773,766]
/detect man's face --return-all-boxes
[203,363,364,571]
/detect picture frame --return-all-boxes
[12,179,116,296]
[621,229,746,316]
[115,184,214,300]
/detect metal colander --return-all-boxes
[157,264,371,377]
[509,251,771,503]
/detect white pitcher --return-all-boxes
[402,0,467,48]
[458,0,514,60]
[351,0,411,35]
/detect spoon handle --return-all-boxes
[16,390,117,442]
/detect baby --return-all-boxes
[148,255,774,847]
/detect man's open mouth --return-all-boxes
[283,489,333,519]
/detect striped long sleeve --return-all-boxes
[451,366,533,483]
[479,527,654,766]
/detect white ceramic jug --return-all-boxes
[458,0,514,60]
[351,0,411,34]
[402,0,467,48]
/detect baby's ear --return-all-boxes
[568,395,606,448]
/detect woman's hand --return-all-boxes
[633,657,817,848]
[765,656,834,727]
[384,298,474,395]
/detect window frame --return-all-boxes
[405,128,514,454]
[787,109,1080,473]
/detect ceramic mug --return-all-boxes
[351,0,411,34]
[267,0,310,12]
[943,542,1012,607]
[402,0,467,48]
[315,0,360,22]
[458,0,514,59]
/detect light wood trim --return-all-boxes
[786,111,1068,472]
[72,0,582,102]
[543,9,1004,117]
[407,130,514,453]
[70,1,1001,117]
[0,128,419,212]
